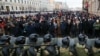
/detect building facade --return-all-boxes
[54,2,62,11]
[40,0,50,11]
[49,0,55,11]
[61,2,68,11]
[54,2,68,11]
[83,0,100,16]
[0,0,55,13]
[0,0,40,12]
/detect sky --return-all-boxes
[55,0,82,8]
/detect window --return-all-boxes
[18,0,20,3]
[16,7,17,10]
[1,6,4,10]
[10,0,12,2]
[15,0,16,3]
[22,7,24,10]
[25,1,26,4]
[6,6,10,12]
[22,0,23,3]
[5,0,7,2]
[19,7,21,10]
[12,6,13,10]
[32,2,33,4]
[27,1,29,4]
[30,2,31,5]
[25,1,27,4]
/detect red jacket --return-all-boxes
[0,21,5,29]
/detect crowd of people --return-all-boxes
[0,11,100,38]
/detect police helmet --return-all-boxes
[43,34,53,43]
[78,33,86,41]
[62,37,70,46]
[15,36,25,45]
[0,35,11,45]
[94,38,100,48]
[29,34,39,42]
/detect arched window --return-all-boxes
[1,6,4,10]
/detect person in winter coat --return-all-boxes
[82,19,89,35]
[24,21,35,36]
[93,19,100,37]
[71,21,77,37]
[39,16,49,35]
[60,19,67,37]
[0,18,5,36]
[66,19,71,36]
[87,18,94,37]
[40,20,50,36]
[49,19,56,37]
[14,18,24,37]
[34,20,41,35]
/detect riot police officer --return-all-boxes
[93,38,100,54]
[94,38,100,48]
[14,36,26,56]
[62,36,70,48]
[84,37,100,56]
[62,36,77,56]
[0,35,11,56]
[78,33,87,45]
[85,38,94,56]
[28,34,39,56]
[42,34,58,56]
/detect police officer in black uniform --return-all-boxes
[0,35,11,56]
[14,36,25,56]
[28,34,39,56]
[62,36,78,56]
[42,34,58,56]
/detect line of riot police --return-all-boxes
[0,33,100,56]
